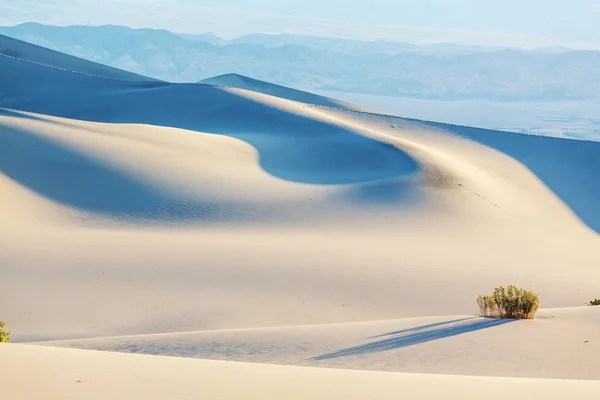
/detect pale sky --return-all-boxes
[2,0,600,49]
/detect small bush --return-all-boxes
[477,285,539,319]
[0,321,11,343]
[589,299,600,306]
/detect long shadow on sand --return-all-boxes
[310,317,514,361]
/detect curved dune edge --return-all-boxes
[2,34,600,232]
[0,103,596,236]
[3,344,600,400]
[2,32,599,232]
[0,108,424,226]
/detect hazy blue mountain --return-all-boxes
[2,22,600,101]
[176,32,225,46]
[230,33,500,56]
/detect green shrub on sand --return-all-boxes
[0,321,11,343]
[477,285,539,319]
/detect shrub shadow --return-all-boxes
[310,317,514,361]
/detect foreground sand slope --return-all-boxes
[3,344,600,400]
[37,307,600,380]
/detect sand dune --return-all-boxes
[200,73,370,110]
[0,34,155,82]
[1,34,599,398]
[3,43,599,231]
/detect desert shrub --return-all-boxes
[589,299,600,306]
[477,285,539,319]
[0,321,11,343]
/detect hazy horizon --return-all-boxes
[1,0,600,50]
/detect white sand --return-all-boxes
[37,307,600,380]
[3,344,600,400]
[1,33,599,398]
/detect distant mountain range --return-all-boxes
[2,22,600,101]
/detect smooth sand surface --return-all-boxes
[0,34,155,81]
[1,34,600,398]
[36,307,600,380]
[3,344,600,400]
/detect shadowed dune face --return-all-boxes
[0,109,419,221]
[3,45,600,235]
[0,36,156,82]
[0,121,187,221]
[236,132,417,185]
[2,39,600,232]
[0,54,420,189]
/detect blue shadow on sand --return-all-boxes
[310,317,514,361]
[420,120,600,234]
[6,52,599,232]
[0,110,286,222]
[0,55,420,187]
